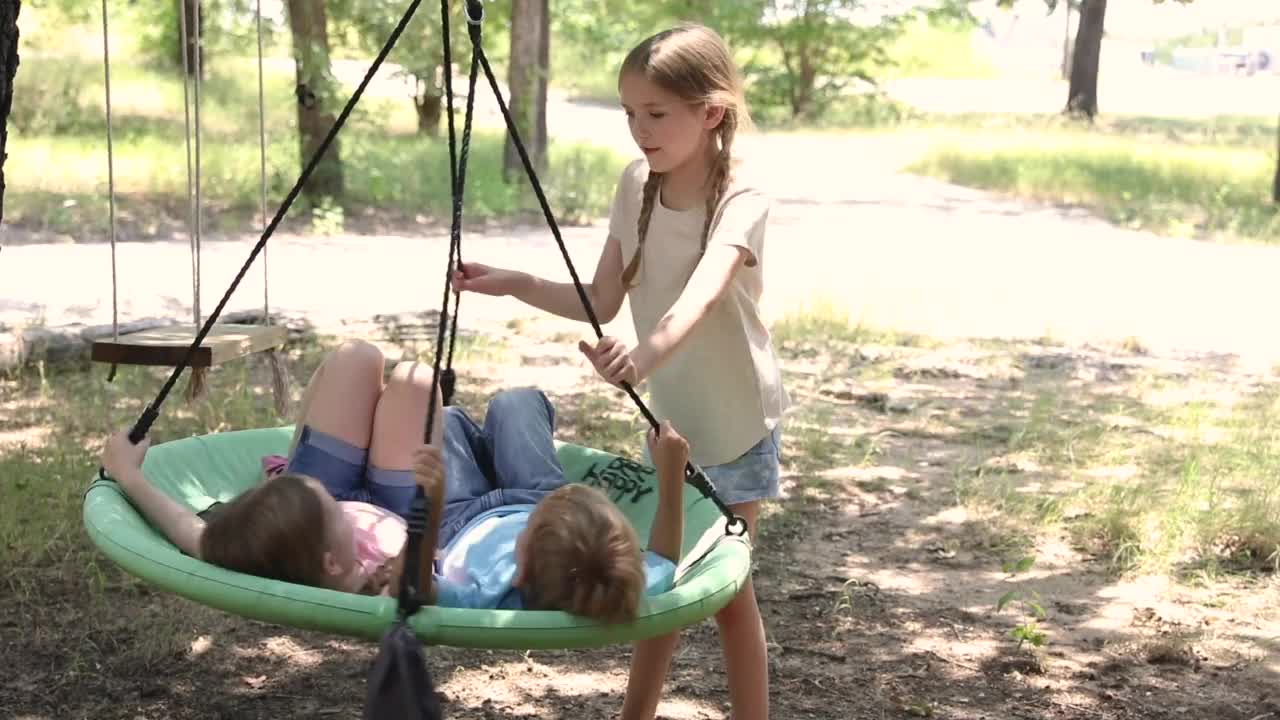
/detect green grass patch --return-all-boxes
[906,113,1275,149]
[954,370,1280,577]
[771,298,934,349]
[908,129,1278,243]
[10,51,626,237]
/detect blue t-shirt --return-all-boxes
[433,505,676,611]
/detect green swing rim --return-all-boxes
[83,426,752,649]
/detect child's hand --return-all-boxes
[647,421,689,479]
[451,262,526,297]
[102,430,150,484]
[412,446,445,493]
[578,336,639,388]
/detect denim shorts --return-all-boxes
[286,425,418,519]
[649,423,783,508]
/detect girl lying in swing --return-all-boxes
[101,339,687,623]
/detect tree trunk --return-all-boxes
[504,0,549,182]
[0,0,17,227]
[1061,0,1073,80]
[284,0,344,201]
[1273,113,1280,204]
[178,0,204,78]
[415,89,442,136]
[1066,0,1105,120]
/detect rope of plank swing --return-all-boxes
[472,42,747,536]
[192,0,204,330]
[178,0,209,401]
[255,0,290,417]
[100,0,120,382]
[399,0,482,618]
[178,0,201,329]
[256,0,270,327]
[100,0,430,457]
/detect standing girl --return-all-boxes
[453,23,786,720]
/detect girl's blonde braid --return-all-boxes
[621,170,662,287]
[699,117,736,252]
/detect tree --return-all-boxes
[179,0,204,79]
[0,0,16,227]
[505,0,549,180]
[1065,0,1104,118]
[283,0,343,200]
[1274,114,1279,204]
[329,1,453,136]
[1010,0,1196,119]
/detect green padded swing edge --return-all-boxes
[83,426,752,649]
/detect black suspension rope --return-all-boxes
[398,0,484,617]
[438,7,482,409]
[471,44,746,537]
[437,0,460,407]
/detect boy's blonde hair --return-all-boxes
[520,484,647,623]
[619,23,752,287]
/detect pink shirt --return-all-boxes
[263,454,407,591]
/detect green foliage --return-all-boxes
[995,555,1049,649]
[11,56,100,135]
[328,0,457,134]
[884,14,997,80]
[909,127,1279,244]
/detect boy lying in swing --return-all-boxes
[101,340,687,623]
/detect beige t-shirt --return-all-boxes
[608,158,789,467]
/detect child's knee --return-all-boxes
[328,340,384,387]
[334,339,383,366]
[386,360,435,398]
[489,387,552,420]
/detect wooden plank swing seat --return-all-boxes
[91,324,287,368]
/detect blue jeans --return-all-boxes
[437,388,569,548]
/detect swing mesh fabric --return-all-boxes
[83,426,751,648]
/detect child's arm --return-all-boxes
[452,234,627,324]
[102,431,206,559]
[582,244,750,387]
[645,421,689,564]
[387,445,446,604]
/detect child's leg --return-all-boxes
[286,340,384,502]
[623,502,767,720]
[484,388,567,501]
[624,423,781,720]
[366,362,493,546]
[365,360,437,518]
[713,500,768,720]
[619,503,767,720]
[620,633,680,720]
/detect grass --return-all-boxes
[952,358,1280,577]
[9,50,626,237]
[771,297,935,350]
[906,117,1279,244]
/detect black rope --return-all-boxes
[437,2,482,408]
[97,0,429,474]
[472,44,746,537]
[441,42,481,406]
[398,0,484,617]
[437,0,460,408]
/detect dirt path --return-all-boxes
[5,126,1280,368]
